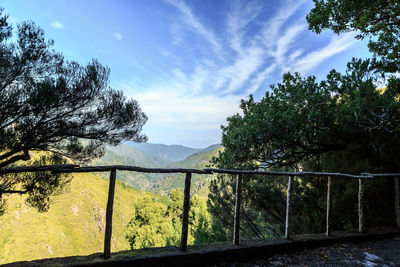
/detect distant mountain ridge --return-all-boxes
[106,144,170,167]
[92,142,222,193]
[150,145,224,197]
[125,142,203,163]
[197,144,222,153]
[91,144,163,190]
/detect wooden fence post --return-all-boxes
[233,173,243,245]
[285,176,294,239]
[104,169,117,259]
[326,176,332,237]
[394,177,400,231]
[180,172,192,251]
[358,178,364,233]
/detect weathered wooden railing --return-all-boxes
[1,165,399,260]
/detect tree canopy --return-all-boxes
[306,0,400,72]
[216,59,400,172]
[0,8,147,213]
[125,189,226,249]
[209,59,400,235]
[209,1,400,237]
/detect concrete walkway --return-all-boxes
[4,227,399,266]
[234,236,400,266]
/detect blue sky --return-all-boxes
[2,0,371,148]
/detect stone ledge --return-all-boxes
[6,227,399,266]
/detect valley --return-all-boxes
[0,143,222,264]
[91,142,222,196]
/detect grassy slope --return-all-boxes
[0,172,166,264]
[152,146,223,197]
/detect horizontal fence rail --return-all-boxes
[204,168,373,178]
[0,164,79,174]
[1,165,376,178]
[1,164,399,259]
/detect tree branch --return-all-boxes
[0,149,30,168]
[0,148,23,161]
[0,189,28,194]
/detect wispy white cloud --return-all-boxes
[166,0,221,54]
[260,0,306,46]
[113,32,123,40]
[284,32,357,74]
[172,68,186,80]
[165,0,287,96]
[247,63,277,94]
[120,0,360,146]
[220,47,265,94]
[211,0,307,95]
[288,49,304,63]
[50,21,63,29]
[128,87,242,131]
[227,0,262,53]
[274,22,307,65]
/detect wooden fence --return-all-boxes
[1,165,399,259]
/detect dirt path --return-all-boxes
[220,236,400,266]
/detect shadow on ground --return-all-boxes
[4,227,399,266]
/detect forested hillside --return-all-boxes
[126,142,202,163]
[151,145,223,197]
[95,144,170,167]
[92,143,222,197]
[91,144,167,190]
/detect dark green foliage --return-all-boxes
[22,155,72,212]
[125,196,175,249]
[208,174,285,239]
[0,8,147,213]
[208,175,236,236]
[208,0,400,237]
[126,189,226,249]
[209,58,400,237]
[217,59,400,171]
[306,0,400,72]
[153,146,222,197]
